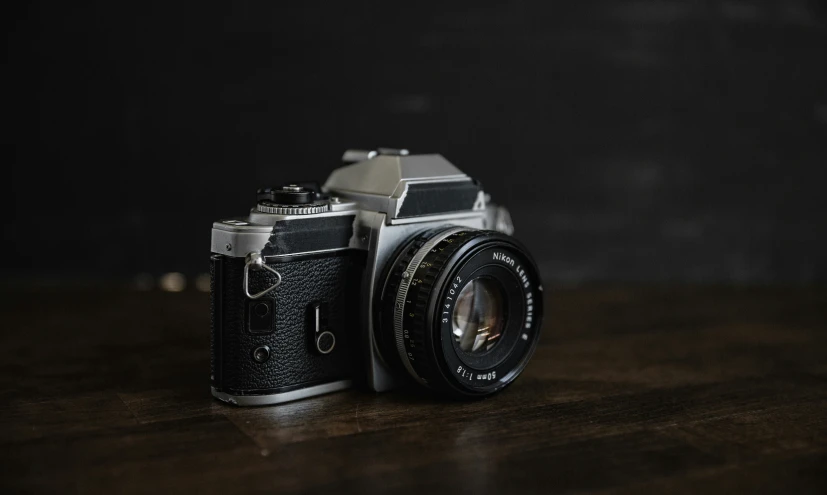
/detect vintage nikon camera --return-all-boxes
[210,148,544,406]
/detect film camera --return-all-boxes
[210,148,544,405]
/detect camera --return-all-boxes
[210,148,544,406]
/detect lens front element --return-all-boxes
[453,278,505,354]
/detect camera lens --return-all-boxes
[378,227,544,398]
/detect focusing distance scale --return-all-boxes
[380,227,544,398]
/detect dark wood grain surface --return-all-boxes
[1,287,826,494]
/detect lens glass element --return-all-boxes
[452,277,506,354]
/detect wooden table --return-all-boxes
[1,287,825,494]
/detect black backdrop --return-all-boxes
[7,1,827,285]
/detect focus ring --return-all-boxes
[378,231,431,373]
[391,227,469,384]
[393,229,488,389]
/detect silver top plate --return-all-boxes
[323,153,481,220]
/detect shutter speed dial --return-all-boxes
[256,185,329,215]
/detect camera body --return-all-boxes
[210,149,543,406]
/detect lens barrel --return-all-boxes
[378,227,544,398]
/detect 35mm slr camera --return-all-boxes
[210,148,544,405]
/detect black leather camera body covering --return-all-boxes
[210,214,365,399]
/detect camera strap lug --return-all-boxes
[243,252,282,300]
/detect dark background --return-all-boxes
[6,1,827,286]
